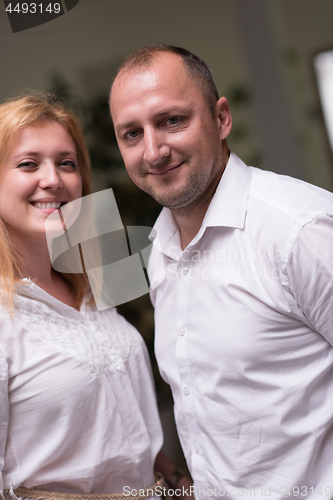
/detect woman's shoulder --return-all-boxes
[0,303,17,363]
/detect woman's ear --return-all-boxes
[215,97,232,140]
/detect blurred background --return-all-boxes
[1,0,333,470]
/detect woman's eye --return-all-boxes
[17,161,37,169]
[60,160,77,170]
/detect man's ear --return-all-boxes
[215,97,232,140]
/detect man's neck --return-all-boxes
[172,203,208,250]
[172,149,230,250]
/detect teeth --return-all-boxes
[34,202,62,209]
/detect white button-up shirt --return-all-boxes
[149,153,333,498]
[0,281,163,496]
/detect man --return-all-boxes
[110,45,333,498]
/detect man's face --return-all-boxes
[110,53,231,211]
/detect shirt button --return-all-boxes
[179,327,186,336]
[194,445,200,454]
[181,267,189,275]
[183,386,190,395]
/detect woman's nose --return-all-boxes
[38,163,63,190]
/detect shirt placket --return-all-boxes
[176,247,207,495]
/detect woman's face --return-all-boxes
[0,120,82,243]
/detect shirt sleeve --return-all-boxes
[0,341,9,500]
[287,213,333,345]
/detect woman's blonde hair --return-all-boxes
[0,93,93,312]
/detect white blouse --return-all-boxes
[0,280,163,498]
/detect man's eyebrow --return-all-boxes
[115,122,136,133]
[154,106,186,117]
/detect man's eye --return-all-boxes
[127,130,139,139]
[166,117,179,125]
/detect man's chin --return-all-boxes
[149,190,198,211]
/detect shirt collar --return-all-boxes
[150,152,252,254]
[202,151,251,229]
[16,278,87,321]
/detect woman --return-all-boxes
[0,93,184,500]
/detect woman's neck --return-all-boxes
[11,231,53,282]
[10,231,78,309]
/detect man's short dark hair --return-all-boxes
[113,44,219,115]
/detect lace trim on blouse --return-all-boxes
[11,294,140,377]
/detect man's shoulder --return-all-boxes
[248,165,333,222]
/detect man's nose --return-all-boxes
[143,129,171,165]
[38,163,63,190]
